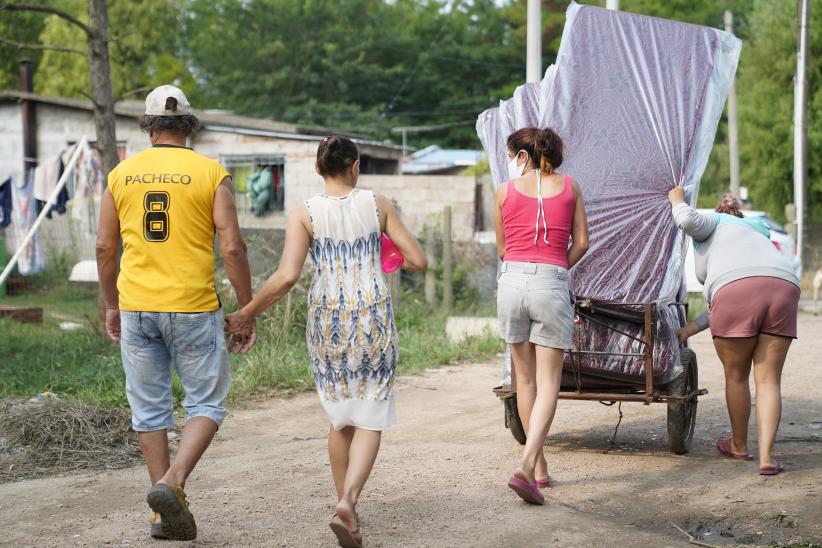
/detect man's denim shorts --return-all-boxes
[120,309,230,432]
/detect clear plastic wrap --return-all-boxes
[478,2,740,384]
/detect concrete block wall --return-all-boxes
[359,175,476,242]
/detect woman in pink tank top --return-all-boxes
[494,127,589,505]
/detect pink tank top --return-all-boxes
[501,174,575,268]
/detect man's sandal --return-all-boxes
[146,484,197,541]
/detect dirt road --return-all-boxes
[2,316,821,547]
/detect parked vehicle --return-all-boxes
[684,210,801,293]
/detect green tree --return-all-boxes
[34,0,194,100]
[0,7,47,90]
[182,0,537,147]
[737,0,822,222]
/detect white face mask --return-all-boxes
[507,151,526,180]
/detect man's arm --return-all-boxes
[213,177,256,353]
[213,177,252,307]
[224,205,312,343]
[95,189,121,342]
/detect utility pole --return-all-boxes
[606,0,620,10]
[794,0,810,270]
[526,0,541,83]
[725,10,740,197]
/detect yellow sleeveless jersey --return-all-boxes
[108,145,230,312]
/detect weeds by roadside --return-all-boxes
[1,278,501,408]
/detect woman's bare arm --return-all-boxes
[376,194,427,272]
[225,205,311,347]
[494,183,507,261]
[567,179,589,268]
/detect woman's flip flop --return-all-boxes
[329,514,362,548]
[716,437,753,461]
[536,476,551,489]
[759,460,784,476]
[507,476,545,505]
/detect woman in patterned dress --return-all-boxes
[226,136,427,547]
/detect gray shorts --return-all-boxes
[120,309,230,432]
[497,261,575,350]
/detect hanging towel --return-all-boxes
[0,176,12,229]
[11,170,45,275]
[248,168,272,216]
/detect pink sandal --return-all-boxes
[759,460,784,476]
[535,477,551,489]
[507,476,544,505]
[716,437,753,461]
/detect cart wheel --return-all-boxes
[504,394,527,445]
[667,348,698,454]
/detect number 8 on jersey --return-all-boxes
[144,191,170,242]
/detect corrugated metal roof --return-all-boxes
[401,145,484,174]
[0,91,401,151]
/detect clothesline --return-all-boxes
[0,137,89,288]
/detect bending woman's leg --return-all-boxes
[328,425,355,500]
[515,345,564,481]
[510,342,548,480]
[713,337,757,455]
[752,334,792,468]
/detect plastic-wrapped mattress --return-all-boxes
[477,2,740,384]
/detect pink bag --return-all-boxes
[380,234,404,273]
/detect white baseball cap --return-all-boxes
[144,85,192,116]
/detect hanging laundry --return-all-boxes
[11,170,45,276]
[248,168,273,217]
[0,176,12,229]
[70,142,104,235]
[33,154,70,218]
[60,144,80,200]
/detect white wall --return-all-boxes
[33,105,148,261]
[0,104,23,185]
[1,103,472,267]
[194,130,324,229]
[359,175,477,242]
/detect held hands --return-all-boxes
[668,186,686,206]
[105,307,121,343]
[224,309,257,354]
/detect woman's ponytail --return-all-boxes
[507,127,563,173]
[535,128,563,174]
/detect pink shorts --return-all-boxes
[709,277,800,339]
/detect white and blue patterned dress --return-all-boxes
[304,189,398,430]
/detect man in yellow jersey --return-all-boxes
[96,85,255,541]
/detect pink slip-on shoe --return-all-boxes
[507,476,545,505]
[759,460,784,476]
[716,437,753,461]
[536,477,551,489]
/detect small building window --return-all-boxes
[222,155,286,216]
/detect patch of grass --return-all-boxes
[0,281,100,321]
[2,280,502,408]
[0,318,124,407]
[228,289,502,400]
